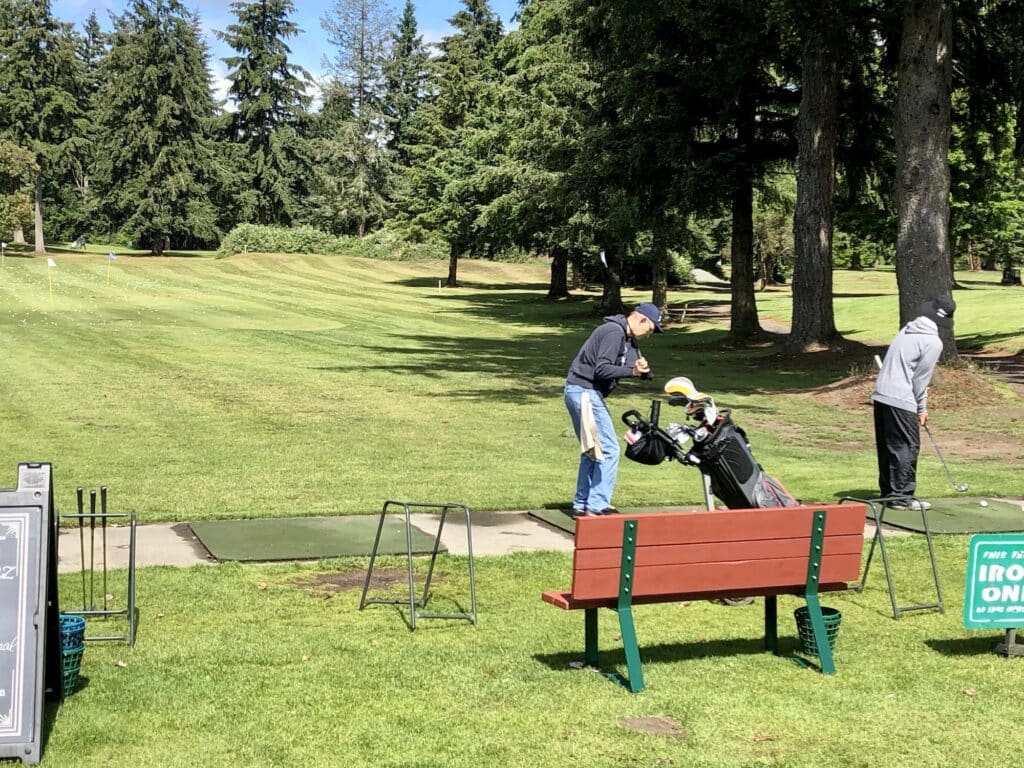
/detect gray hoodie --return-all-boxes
[871,316,943,414]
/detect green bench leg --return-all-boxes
[616,605,645,693]
[804,509,836,675]
[764,595,778,654]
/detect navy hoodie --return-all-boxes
[565,315,639,397]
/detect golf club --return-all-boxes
[77,486,86,610]
[923,422,969,493]
[101,485,108,611]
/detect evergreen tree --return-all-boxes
[895,0,955,357]
[0,0,86,252]
[399,0,503,286]
[382,0,429,165]
[219,0,311,226]
[93,0,220,253]
[321,0,393,118]
[306,78,390,235]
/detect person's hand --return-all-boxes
[918,411,928,426]
[634,357,650,377]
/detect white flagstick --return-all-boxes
[106,252,117,284]
[46,257,56,303]
[1,241,6,268]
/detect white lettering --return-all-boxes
[982,586,1002,601]
[999,584,1022,602]
[0,565,16,580]
[987,565,1006,581]
[0,638,16,653]
[1007,565,1024,581]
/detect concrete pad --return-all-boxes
[58,522,215,573]
[407,510,573,556]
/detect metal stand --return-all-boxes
[842,495,944,620]
[994,629,1024,658]
[60,501,138,646]
[359,500,477,630]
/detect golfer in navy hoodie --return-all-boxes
[871,295,955,510]
[564,303,663,516]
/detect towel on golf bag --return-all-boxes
[688,412,799,509]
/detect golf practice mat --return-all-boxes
[878,498,1024,534]
[528,506,705,535]
[190,516,445,561]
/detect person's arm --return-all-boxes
[912,340,943,417]
[591,326,635,381]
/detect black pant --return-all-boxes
[873,402,920,498]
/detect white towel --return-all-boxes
[579,391,604,461]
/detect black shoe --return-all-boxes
[568,508,588,518]
[596,506,619,515]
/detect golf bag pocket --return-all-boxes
[624,427,672,465]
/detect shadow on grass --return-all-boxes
[925,636,1006,657]
[535,635,805,673]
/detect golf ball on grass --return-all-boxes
[979,500,989,507]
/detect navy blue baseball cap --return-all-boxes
[921,295,955,329]
[635,302,664,332]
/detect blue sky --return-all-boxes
[51,0,520,100]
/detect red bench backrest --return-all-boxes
[570,505,866,601]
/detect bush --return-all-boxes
[217,224,448,261]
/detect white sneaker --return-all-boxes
[888,499,932,511]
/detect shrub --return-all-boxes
[217,224,448,261]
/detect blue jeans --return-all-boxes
[564,384,620,512]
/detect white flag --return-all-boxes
[107,252,117,261]
[599,250,607,269]
[47,258,56,268]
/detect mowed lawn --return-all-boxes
[0,250,1022,520]
[47,539,1024,768]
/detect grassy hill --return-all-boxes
[1,249,1021,521]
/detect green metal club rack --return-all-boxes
[359,500,477,630]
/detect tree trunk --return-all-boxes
[730,78,761,338]
[787,24,840,353]
[13,226,26,244]
[446,241,459,287]
[547,247,569,300]
[600,243,625,315]
[33,172,45,254]
[895,0,956,360]
[650,222,669,310]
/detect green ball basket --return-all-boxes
[793,606,842,656]
[62,645,84,697]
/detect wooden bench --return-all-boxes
[541,504,866,692]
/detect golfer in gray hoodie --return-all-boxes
[871,295,955,509]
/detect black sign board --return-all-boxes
[0,464,59,766]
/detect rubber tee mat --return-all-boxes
[190,515,444,561]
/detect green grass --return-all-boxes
[50,540,1024,767]
[1,250,1021,520]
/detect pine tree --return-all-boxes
[305,78,390,235]
[399,0,503,286]
[382,0,429,165]
[0,0,86,252]
[93,0,220,253]
[321,0,393,118]
[219,0,311,226]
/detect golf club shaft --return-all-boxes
[101,485,108,611]
[89,489,96,610]
[923,423,967,492]
[77,486,86,611]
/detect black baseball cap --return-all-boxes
[921,295,956,329]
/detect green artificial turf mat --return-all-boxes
[190,516,444,561]
[877,497,1024,534]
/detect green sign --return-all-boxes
[964,534,1024,628]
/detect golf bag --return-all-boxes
[623,401,798,510]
